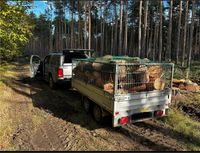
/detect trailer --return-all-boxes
[71,57,174,127]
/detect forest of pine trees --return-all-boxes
[23,0,200,68]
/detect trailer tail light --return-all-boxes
[119,116,129,124]
[115,112,119,115]
[154,110,163,117]
[58,68,63,78]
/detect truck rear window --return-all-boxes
[64,52,87,63]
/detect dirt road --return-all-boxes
[0,61,187,151]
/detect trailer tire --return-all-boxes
[93,104,103,124]
[83,97,91,113]
[49,75,55,89]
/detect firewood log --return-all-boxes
[154,78,165,90]
[116,89,127,94]
[104,83,113,93]
[92,71,101,79]
[185,83,200,92]
[83,62,93,71]
[146,82,154,91]
[92,63,103,71]
[178,83,186,90]
[128,84,146,92]
[147,66,163,81]
[119,65,126,78]
[95,78,104,88]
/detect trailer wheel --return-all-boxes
[93,104,103,123]
[49,75,55,89]
[83,97,91,113]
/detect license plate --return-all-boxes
[140,107,149,112]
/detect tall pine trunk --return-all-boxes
[176,0,182,64]
[84,0,87,49]
[166,0,173,61]
[119,0,123,55]
[187,0,195,69]
[70,0,74,48]
[158,0,163,61]
[88,1,91,49]
[138,0,142,57]
[142,0,148,58]
[181,0,188,66]
[123,0,128,55]
[114,1,118,55]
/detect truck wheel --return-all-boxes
[49,75,55,89]
[83,97,91,113]
[93,104,103,124]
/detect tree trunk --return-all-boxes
[100,0,104,56]
[166,0,173,61]
[158,0,163,61]
[138,0,142,57]
[142,0,148,58]
[119,0,123,55]
[71,1,74,48]
[95,13,98,54]
[187,0,195,68]
[123,0,128,55]
[88,0,91,49]
[114,0,118,55]
[84,0,87,49]
[176,0,182,64]
[153,22,158,61]
[111,19,114,55]
[181,0,188,67]
[147,19,153,59]
[78,1,81,48]
[49,19,52,52]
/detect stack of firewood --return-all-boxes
[73,56,168,94]
[173,79,200,92]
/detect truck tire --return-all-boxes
[93,104,103,124]
[49,75,55,89]
[83,97,91,113]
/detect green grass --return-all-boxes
[163,108,200,151]
[0,63,15,72]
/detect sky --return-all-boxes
[28,1,48,17]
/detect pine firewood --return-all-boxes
[178,83,186,90]
[92,63,103,71]
[128,84,146,92]
[83,62,93,71]
[116,89,127,94]
[185,83,200,92]
[119,65,126,78]
[154,78,165,90]
[147,66,163,81]
[146,82,154,91]
[93,71,101,79]
[96,78,104,88]
[172,79,185,84]
[104,83,113,92]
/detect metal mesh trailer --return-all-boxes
[72,58,174,127]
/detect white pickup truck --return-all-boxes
[30,49,94,89]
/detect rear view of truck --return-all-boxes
[72,56,174,127]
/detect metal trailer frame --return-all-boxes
[72,60,174,127]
